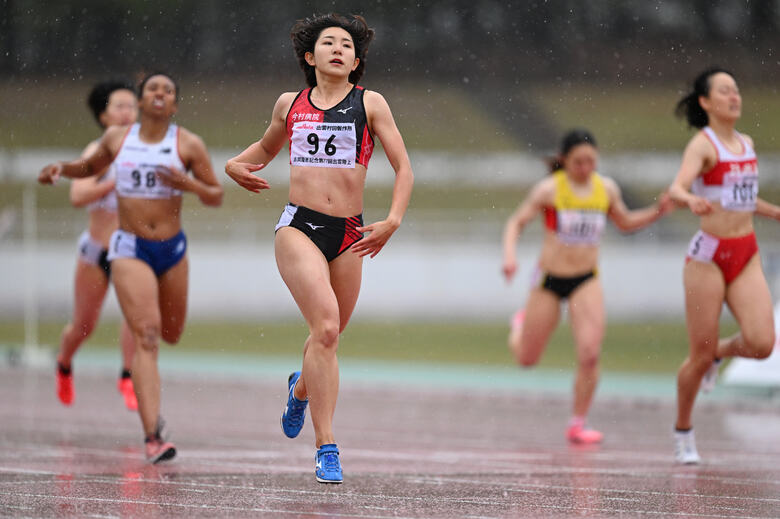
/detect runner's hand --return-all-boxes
[38,163,62,185]
[656,190,676,215]
[156,166,190,190]
[352,219,399,258]
[502,259,517,283]
[225,161,270,193]
[688,195,712,216]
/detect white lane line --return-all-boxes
[3,491,776,519]
[407,475,780,504]
[0,466,58,475]
[0,492,421,519]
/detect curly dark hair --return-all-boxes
[86,79,135,128]
[290,13,375,88]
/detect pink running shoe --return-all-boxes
[567,423,603,445]
[117,377,138,411]
[510,308,526,333]
[145,437,176,464]
[56,364,74,406]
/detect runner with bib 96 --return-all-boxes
[225,13,414,484]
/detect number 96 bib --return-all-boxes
[290,121,356,169]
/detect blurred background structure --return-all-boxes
[2,1,780,370]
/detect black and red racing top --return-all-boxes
[286,85,374,169]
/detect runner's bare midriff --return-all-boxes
[537,232,600,276]
[118,196,182,240]
[699,204,753,238]
[288,164,367,217]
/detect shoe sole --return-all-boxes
[149,446,177,464]
[316,476,343,484]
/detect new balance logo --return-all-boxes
[305,222,324,230]
[336,106,353,114]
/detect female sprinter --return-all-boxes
[39,73,223,463]
[225,14,413,484]
[502,129,673,445]
[669,68,778,464]
[56,80,138,410]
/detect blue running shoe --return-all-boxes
[315,444,343,484]
[281,371,308,438]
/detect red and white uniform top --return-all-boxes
[286,85,374,170]
[692,126,758,212]
[114,123,186,199]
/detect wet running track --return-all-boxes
[1,359,780,518]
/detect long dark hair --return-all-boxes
[547,128,598,173]
[87,79,135,128]
[290,13,375,88]
[675,67,734,129]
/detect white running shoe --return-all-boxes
[674,429,701,464]
[700,359,722,393]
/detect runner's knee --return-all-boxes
[311,320,340,350]
[161,325,183,345]
[135,323,161,353]
[577,351,600,371]
[743,330,774,359]
[515,346,541,368]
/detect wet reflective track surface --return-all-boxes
[2,365,780,518]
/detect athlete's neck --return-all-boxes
[707,118,738,142]
[565,170,592,187]
[138,115,171,144]
[707,117,744,154]
[311,79,353,108]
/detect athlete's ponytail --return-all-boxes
[547,128,597,173]
[675,67,733,129]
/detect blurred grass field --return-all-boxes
[4,78,780,152]
[0,319,739,374]
[531,84,780,152]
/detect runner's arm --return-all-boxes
[351,91,414,258]
[605,177,674,232]
[501,179,552,281]
[69,140,116,207]
[224,93,294,192]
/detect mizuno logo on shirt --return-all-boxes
[160,148,172,154]
[305,222,324,230]
[336,107,353,114]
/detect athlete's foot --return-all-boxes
[281,371,308,439]
[117,376,138,411]
[700,358,722,394]
[145,436,176,464]
[315,444,343,484]
[674,428,701,464]
[510,308,526,334]
[566,418,603,445]
[56,362,74,406]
